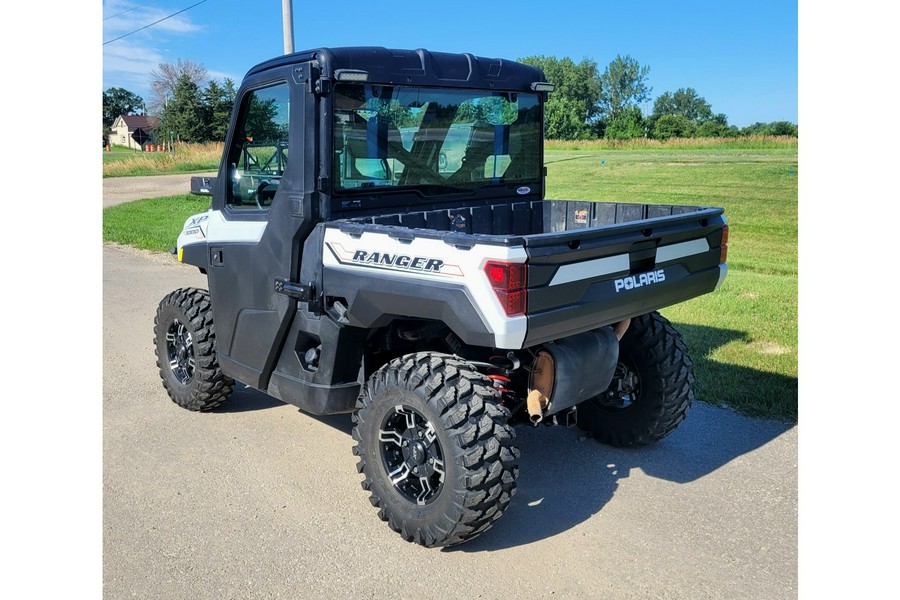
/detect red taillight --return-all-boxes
[496,289,526,316]
[484,261,527,316]
[720,224,729,264]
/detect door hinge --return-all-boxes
[274,278,315,302]
[314,77,331,95]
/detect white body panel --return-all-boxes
[323,228,528,349]
[177,210,268,250]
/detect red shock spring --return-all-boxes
[487,374,512,393]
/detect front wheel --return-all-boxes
[153,288,233,411]
[352,353,519,547]
[577,311,694,447]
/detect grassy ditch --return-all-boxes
[102,143,223,177]
[103,145,798,421]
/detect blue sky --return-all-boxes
[102,0,798,127]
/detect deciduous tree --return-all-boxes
[652,114,697,140]
[765,121,798,136]
[604,105,646,139]
[739,121,798,136]
[519,55,601,139]
[652,88,714,123]
[597,55,652,122]
[103,87,144,128]
[149,59,208,114]
[696,119,738,137]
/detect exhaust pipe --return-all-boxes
[613,318,631,341]
[526,390,548,424]
[526,327,620,423]
[526,350,554,424]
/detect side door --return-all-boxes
[206,70,314,389]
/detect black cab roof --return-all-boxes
[245,47,546,91]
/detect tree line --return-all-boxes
[102,55,797,145]
[519,54,797,140]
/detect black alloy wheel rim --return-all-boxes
[379,405,446,505]
[166,319,195,384]
[591,358,641,412]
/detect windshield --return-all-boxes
[332,84,542,197]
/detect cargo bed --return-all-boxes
[325,198,727,347]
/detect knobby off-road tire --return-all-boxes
[154,288,233,411]
[577,311,694,447]
[352,353,519,547]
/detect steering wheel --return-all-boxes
[257,181,271,208]
[243,180,270,209]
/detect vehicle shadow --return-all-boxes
[307,412,355,435]
[212,384,286,413]
[450,400,794,553]
[213,325,797,552]
[449,324,797,552]
[213,384,357,434]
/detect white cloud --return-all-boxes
[103,36,164,97]
[104,39,165,74]
[102,1,205,98]
[103,1,201,37]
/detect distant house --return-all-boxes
[110,114,159,149]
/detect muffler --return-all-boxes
[526,326,620,423]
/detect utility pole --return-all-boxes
[282,0,294,55]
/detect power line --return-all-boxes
[102,0,209,45]
[103,0,162,22]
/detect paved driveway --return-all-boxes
[103,243,797,599]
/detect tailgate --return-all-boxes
[523,206,727,346]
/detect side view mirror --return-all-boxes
[190,176,216,196]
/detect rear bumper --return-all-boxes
[524,263,725,347]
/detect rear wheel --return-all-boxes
[352,353,519,547]
[577,311,694,447]
[154,288,233,411]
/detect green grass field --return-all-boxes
[543,147,797,420]
[102,195,212,250]
[103,146,144,163]
[103,142,798,421]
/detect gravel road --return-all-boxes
[103,243,797,599]
[103,173,215,207]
